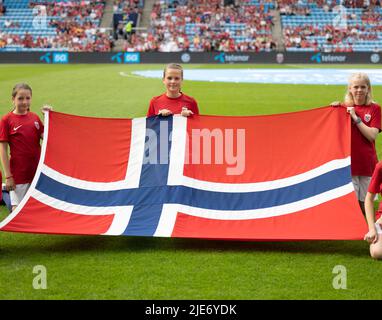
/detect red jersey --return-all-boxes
[147,93,199,117]
[368,161,382,220]
[0,111,44,184]
[351,103,381,176]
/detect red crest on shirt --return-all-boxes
[34,121,40,130]
[364,114,371,122]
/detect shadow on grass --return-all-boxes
[0,231,367,257]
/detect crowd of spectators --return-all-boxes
[0,0,113,51]
[2,19,20,28]
[113,0,142,42]
[278,0,381,15]
[1,0,381,52]
[283,25,359,51]
[281,0,381,51]
[0,2,6,17]
[122,0,276,52]
[277,0,381,16]
[114,0,143,14]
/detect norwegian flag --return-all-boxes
[0,107,367,240]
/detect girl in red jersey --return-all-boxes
[333,73,381,213]
[363,162,382,259]
[0,83,51,211]
[147,63,199,117]
[344,73,381,214]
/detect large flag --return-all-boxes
[0,107,368,240]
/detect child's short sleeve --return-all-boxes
[0,115,9,142]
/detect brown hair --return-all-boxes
[163,63,183,79]
[12,83,32,98]
[344,73,373,107]
[11,83,32,112]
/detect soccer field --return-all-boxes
[0,63,382,300]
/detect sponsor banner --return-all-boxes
[0,52,380,64]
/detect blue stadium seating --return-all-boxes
[0,0,105,51]
[281,5,382,52]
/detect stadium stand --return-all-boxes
[280,0,382,52]
[121,0,276,52]
[0,0,381,52]
[0,0,112,51]
[113,0,143,41]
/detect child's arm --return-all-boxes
[347,107,379,142]
[0,142,15,191]
[364,191,378,244]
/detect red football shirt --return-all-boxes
[147,93,199,117]
[0,111,44,184]
[368,161,382,220]
[351,103,381,176]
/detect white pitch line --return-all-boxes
[119,72,146,79]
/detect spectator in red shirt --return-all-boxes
[147,63,199,117]
[0,83,52,212]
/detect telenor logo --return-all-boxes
[214,52,225,63]
[111,52,123,63]
[311,52,322,63]
[213,53,250,63]
[310,53,347,63]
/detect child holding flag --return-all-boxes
[147,63,199,117]
[0,83,51,211]
[332,73,381,214]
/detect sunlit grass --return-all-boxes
[0,64,381,299]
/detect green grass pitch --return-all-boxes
[0,63,381,300]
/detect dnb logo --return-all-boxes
[40,52,69,64]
